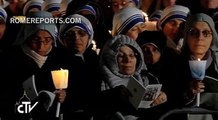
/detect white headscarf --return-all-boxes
[112,7,145,36]
[184,13,218,51]
[59,14,94,50]
[14,11,57,68]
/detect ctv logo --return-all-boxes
[16,101,38,114]
[15,91,38,114]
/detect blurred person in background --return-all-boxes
[159,0,177,9]
[112,7,147,40]
[190,0,218,18]
[110,0,139,13]
[42,0,62,18]
[75,2,112,50]
[0,0,9,8]
[99,0,140,34]
[1,0,27,51]
[0,6,7,52]
[22,0,43,16]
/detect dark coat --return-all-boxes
[62,47,102,120]
[177,49,218,104]
[0,46,70,120]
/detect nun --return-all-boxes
[112,6,147,40]
[42,0,62,18]
[0,11,67,120]
[158,5,190,54]
[93,34,167,120]
[22,0,44,16]
[59,14,102,120]
[0,6,7,43]
[177,13,218,109]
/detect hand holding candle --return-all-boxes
[51,68,69,118]
[189,59,206,107]
[54,89,66,103]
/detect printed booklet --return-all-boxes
[22,75,55,111]
[127,76,162,109]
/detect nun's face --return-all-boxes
[111,0,136,13]
[63,28,89,54]
[162,19,183,41]
[28,30,53,56]
[142,44,161,65]
[117,45,137,75]
[28,8,41,14]
[200,0,218,9]
[0,23,6,40]
[126,23,146,40]
[51,11,62,18]
[187,21,213,59]
[163,0,177,8]
[9,0,27,15]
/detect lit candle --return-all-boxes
[51,68,69,117]
[189,58,207,107]
[51,68,68,89]
[93,44,97,51]
[108,30,111,35]
[189,58,206,80]
[92,40,97,51]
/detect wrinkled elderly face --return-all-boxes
[111,0,136,13]
[187,21,213,59]
[117,45,137,75]
[28,30,53,56]
[63,28,89,54]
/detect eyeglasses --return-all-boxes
[64,29,88,38]
[188,28,213,38]
[31,37,52,45]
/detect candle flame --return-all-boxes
[92,40,96,45]
[197,58,201,61]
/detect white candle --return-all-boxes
[92,40,97,51]
[93,44,97,50]
[189,59,207,80]
[189,58,207,107]
[51,68,69,89]
[196,58,201,107]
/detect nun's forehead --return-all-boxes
[118,44,135,52]
[190,21,212,29]
[65,25,90,37]
[186,15,214,31]
[67,27,82,31]
[34,29,53,36]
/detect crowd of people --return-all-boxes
[0,0,217,120]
